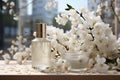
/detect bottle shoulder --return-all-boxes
[32,38,50,42]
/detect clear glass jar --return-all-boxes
[64,52,88,72]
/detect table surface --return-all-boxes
[0,60,120,80]
[0,60,120,75]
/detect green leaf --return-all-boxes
[67,4,72,8]
[65,8,70,11]
[65,4,74,11]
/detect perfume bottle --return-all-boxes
[31,23,51,71]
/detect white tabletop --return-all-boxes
[0,60,119,75]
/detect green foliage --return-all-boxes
[65,4,74,11]
[65,4,85,20]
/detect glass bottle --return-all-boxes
[31,23,51,71]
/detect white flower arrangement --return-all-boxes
[48,7,119,59]
[0,2,120,73]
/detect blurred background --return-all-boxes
[0,0,120,50]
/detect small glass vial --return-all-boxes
[31,23,51,71]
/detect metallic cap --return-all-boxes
[36,23,46,38]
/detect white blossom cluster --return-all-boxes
[55,8,119,57]
[96,0,111,16]
[0,35,31,64]
[2,0,15,15]
[93,55,109,73]
[96,0,120,23]
[2,0,19,21]
[44,0,57,10]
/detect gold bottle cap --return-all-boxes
[36,23,46,38]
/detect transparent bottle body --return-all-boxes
[31,38,51,70]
